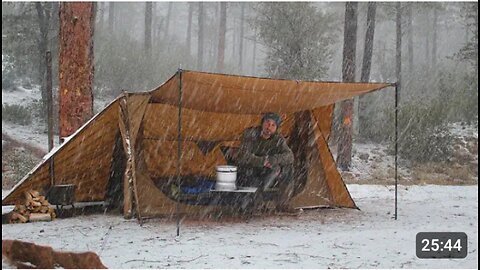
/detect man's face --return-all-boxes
[261,119,278,139]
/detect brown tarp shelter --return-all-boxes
[2,70,393,220]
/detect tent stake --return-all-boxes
[394,82,399,220]
[176,69,183,236]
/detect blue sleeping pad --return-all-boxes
[180,180,216,194]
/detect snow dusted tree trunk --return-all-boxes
[359,2,376,138]
[58,2,95,139]
[475,7,479,76]
[197,2,205,70]
[35,3,51,118]
[46,51,53,152]
[216,2,227,72]
[337,2,358,171]
[360,2,376,83]
[396,2,402,102]
[187,3,193,55]
[239,3,245,73]
[144,2,152,57]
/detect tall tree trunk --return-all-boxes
[49,2,60,66]
[337,2,358,171]
[35,3,51,117]
[432,6,438,68]
[197,2,205,70]
[475,7,479,76]
[358,2,376,139]
[165,2,173,39]
[239,3,245,73]
[187,3,193,54]
[46,51,53,151]
[360,2,376,83]
[216,2,227,72]
[396,2,402,102]
[108,2,114,33]
[145,2,152,57]
[406,3,414,74]
[58,3,95,139]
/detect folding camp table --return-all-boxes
[208,186,281,210]
[209,187,258,207]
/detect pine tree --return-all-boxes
[337,2,358,171]
[58,2,95,139]
[253,2,338,80]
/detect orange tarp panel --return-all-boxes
[143,104,295,141]
[3,99,120,204]
[313,119,357,208]
[149,71,391,114]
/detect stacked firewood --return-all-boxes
[9,190,56,223]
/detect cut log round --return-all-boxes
[29,213,52,222]
[29,190,41,198]
[10,212,29,223]
[24,191,33,202]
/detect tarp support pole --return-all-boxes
[176,69,183,236]
[394,82,399,220]
[46,51,55,187]
[120,96,134,219]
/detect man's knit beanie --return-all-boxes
[261,112,282,127]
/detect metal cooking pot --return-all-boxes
[215,165,237,190]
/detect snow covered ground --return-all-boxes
[2,86,110,152]
[2,86,41,106]
[2,185,477,269]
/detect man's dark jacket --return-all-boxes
[236,127,294,168]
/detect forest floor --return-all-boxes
[336,122,478,186]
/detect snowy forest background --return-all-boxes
[2,2,478,189]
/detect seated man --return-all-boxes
[236,112,295,211]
